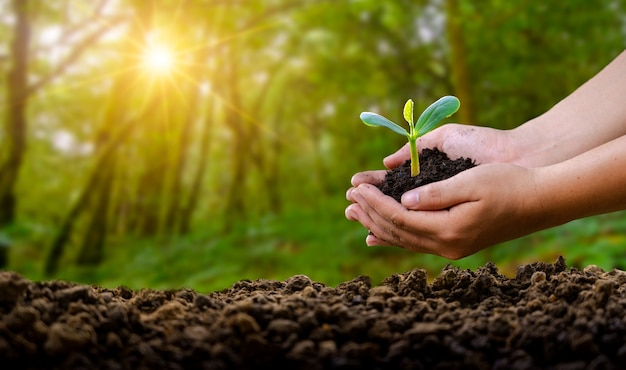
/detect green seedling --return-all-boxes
[360,95,460,177]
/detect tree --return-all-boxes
[0,0,122,268]
[0,0,30,230]
[445,0,475,124]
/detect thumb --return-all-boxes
[383,143,410,169]
[400,175,471,211]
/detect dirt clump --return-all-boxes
[2,256,626,369]
[378,148,476,202]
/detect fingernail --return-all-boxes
[401,191,419,208]
[345,205,356,220]
[346,188,353,200]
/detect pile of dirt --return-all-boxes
[2,256,626,369]
[378,148,476,202]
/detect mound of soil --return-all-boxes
[379,148,476,202]
[2,256,626,369]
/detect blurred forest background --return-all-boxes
[1,0,626,292]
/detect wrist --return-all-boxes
[532,135,626,228]
[506,118,549,167]
[507,111,572,168]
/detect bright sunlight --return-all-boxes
[141,42,175,75]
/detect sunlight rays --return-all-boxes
[29,8,297,156]
[141,42,175,75]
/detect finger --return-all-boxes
[415,126,446,152]
[415,134,439,152]
[365,233,395,247]
[344,201,391,244]
[344,203,358,220]
[350,184,431,248]
[348,185,402,238]
[353,183,478,250]
[400,170,477,211]
[351,170,387,187]
[354,185,478,257]
[346,187,356,202]
[345,204,394,246]
[382,143,410,169]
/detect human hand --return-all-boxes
[345,163,545,259]
[383,124,519,169]
[347,123,521,208]
[348,123,515,191]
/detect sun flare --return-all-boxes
[141,43,175,74]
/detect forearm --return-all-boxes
[535,134,626,229]
[510,50,626,167]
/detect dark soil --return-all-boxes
[3,256,626,369]
[379,148,476,202]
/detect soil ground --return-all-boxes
[2,257,626,369]
[378,148,476,202]
[2,150,621,369]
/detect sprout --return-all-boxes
[360,96,460,176]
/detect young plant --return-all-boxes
[360,95,460,177]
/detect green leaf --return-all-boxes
[360,112,408,136]
[415,95,460,135]
[403,99,414,125]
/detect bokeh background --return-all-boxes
[1,0,626,292]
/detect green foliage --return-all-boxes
[360,96,460,176]
[11,206,626,291]
[414,96,461,135]
[2,0,626,290]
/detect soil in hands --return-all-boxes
[3,257,626,369]
[379,148,476,202]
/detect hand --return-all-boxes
[345,123,526,250]
[383,124,520,169]
[345,163,544,259]
[348,124,521,190]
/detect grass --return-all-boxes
[6,198,626,293]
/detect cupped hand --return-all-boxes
[349,124,518,190]
[345,163,546,259]
[383,124,519,169]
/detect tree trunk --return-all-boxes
[263,101,287,214]
[0,0,31,268]
[445,0,475,124]
[0,0,31,229]
[220,51,248,229]
[179,100,214,235]
[163,86,197,235]
[44,118,135,276]
[76,157,116,266]
[135,102,169,237]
